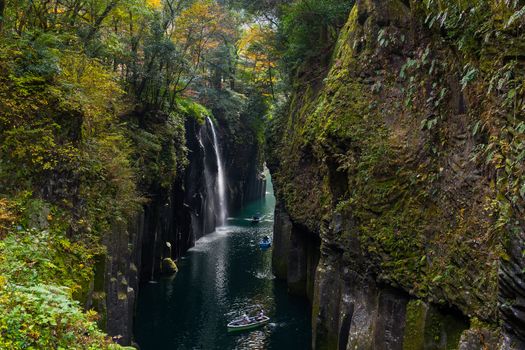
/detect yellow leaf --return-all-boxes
[147,0,162,9]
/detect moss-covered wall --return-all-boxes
[270,0,525,348]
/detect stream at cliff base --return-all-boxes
[134,177,312,350]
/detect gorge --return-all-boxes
[1,1,525,350]
[134,170,312,349]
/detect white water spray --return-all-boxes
[206,117,228,226]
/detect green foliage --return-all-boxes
[0,228,95,292]
[176,98,211,124]
[128,110,188,191]
[0,2,144,347]
[0,40,142,233]
[422,0,492,58]
[279,0,354,73]
[0,200,123,349]
[460,65,478,90]
[0,282,113,350]
[244,92,270,147]
[420,1,525,238]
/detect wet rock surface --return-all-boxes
[500,228,525,347]
[93,214,144,346]
[161,258,178,274]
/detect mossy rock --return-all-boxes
[403,300,468,350]
[108,345,138,350]
[423,306,468,350]
[161,258,178,274]
[403,300,428,350]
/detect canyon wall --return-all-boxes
[269,1,525,349]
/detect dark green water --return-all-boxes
[134,175,311,350]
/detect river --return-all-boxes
[134,174,311,350]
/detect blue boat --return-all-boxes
[259,236,272,249]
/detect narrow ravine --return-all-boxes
[4,1,525,349]
[134,172,311,349]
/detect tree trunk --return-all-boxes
[84,0,119,44]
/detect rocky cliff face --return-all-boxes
[89,215,144,346]
[269,1,525,349]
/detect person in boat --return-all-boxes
[257,310,264,320]
[242,313,250,324]
[262,236,269,242]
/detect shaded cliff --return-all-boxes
[269,1,525,349]
[85,107,190,346]
[136,102,266,277]
[209,90,268,212]
[136,114,221,285]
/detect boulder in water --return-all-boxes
[162,258,178,274]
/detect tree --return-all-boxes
[172,0,238,87]
[238,22,280,99]
[279,0,353,74]
[84,0,121,45]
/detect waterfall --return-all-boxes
[206,117,228,226]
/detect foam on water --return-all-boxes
[254,270,275,280]
[188,228,230,252]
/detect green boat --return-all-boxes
[227,315,270,332]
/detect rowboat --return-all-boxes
[227,315,270,332]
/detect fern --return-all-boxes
[506,5,525,28]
